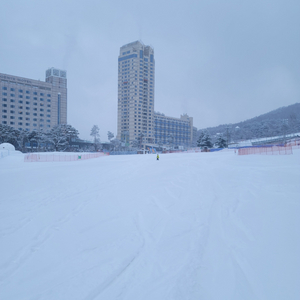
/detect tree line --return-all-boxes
[0,124,79,152]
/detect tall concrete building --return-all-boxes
[0,68,67,132]
[117,41,197,148]
[117,41,155,145]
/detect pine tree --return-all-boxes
[0,124,18,145]
[197,131,213,148]
[107,131,114,141]
[215,134,227,148]
[49,124,79,151]
[197,131,205,147]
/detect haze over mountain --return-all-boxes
[198,103,300,142]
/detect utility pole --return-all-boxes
[226,126,229,148]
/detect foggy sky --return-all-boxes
[1,0,299,141]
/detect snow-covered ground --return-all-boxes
[1,150,299,300]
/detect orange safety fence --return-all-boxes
[238,145,293,155]
[24,152,108,162]
[287,140,300,149]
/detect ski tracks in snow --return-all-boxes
[0,193,91,286]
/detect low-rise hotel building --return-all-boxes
[0,68,67,132]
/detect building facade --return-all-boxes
[0,68,67,132]
[117,41,197,148]
[154,113,195,147]
[117,41,155,145]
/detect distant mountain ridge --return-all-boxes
[198,103,300,142]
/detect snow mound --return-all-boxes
[0,143,15,151]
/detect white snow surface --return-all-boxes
[0,150,299,300]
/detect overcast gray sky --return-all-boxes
[1,0,299,141]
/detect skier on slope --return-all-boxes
[157,154,159,160]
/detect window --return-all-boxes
[47,94,51,97]
[10,94,14,97]
[10,99,15,102]
[26,96,30,99]
[40,98,44,101]
[2,121,7,124]
[26,91,30,94]
[26,101,30,105]
[2,87,7,90]
[33,113,37,116]
[33,92,37,95]
[2,104,7,107]
[34,97,37,100]
[2,109,7,113]
[10,122,15,125]
[18,122,22,125]
[2,98,7,101]
[47,99,51,102]
[10,88,15,91]
[10,105,15,108]
[40,93,44,96]
[2,92,7,96]
[19,89,23,93]
[2,115,7,118]
[10,116,15,119]
[26,112,30,115]
[18,100,23,104]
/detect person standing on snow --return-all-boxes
[157,154,159,160]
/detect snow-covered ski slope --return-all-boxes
[1,150,299,300]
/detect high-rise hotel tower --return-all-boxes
[117,41,155,145]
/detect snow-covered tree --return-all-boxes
[289,113,299,135]
[107,131,114,141]
[14,129,29,152]
[111,138,121,151]
[0,124,18,144]
[90,125,100,151]
[215,134,227,148]
[197,131,213,148]
[197,131,205,147]
[48,124,79,151]
[90,125,100,142]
